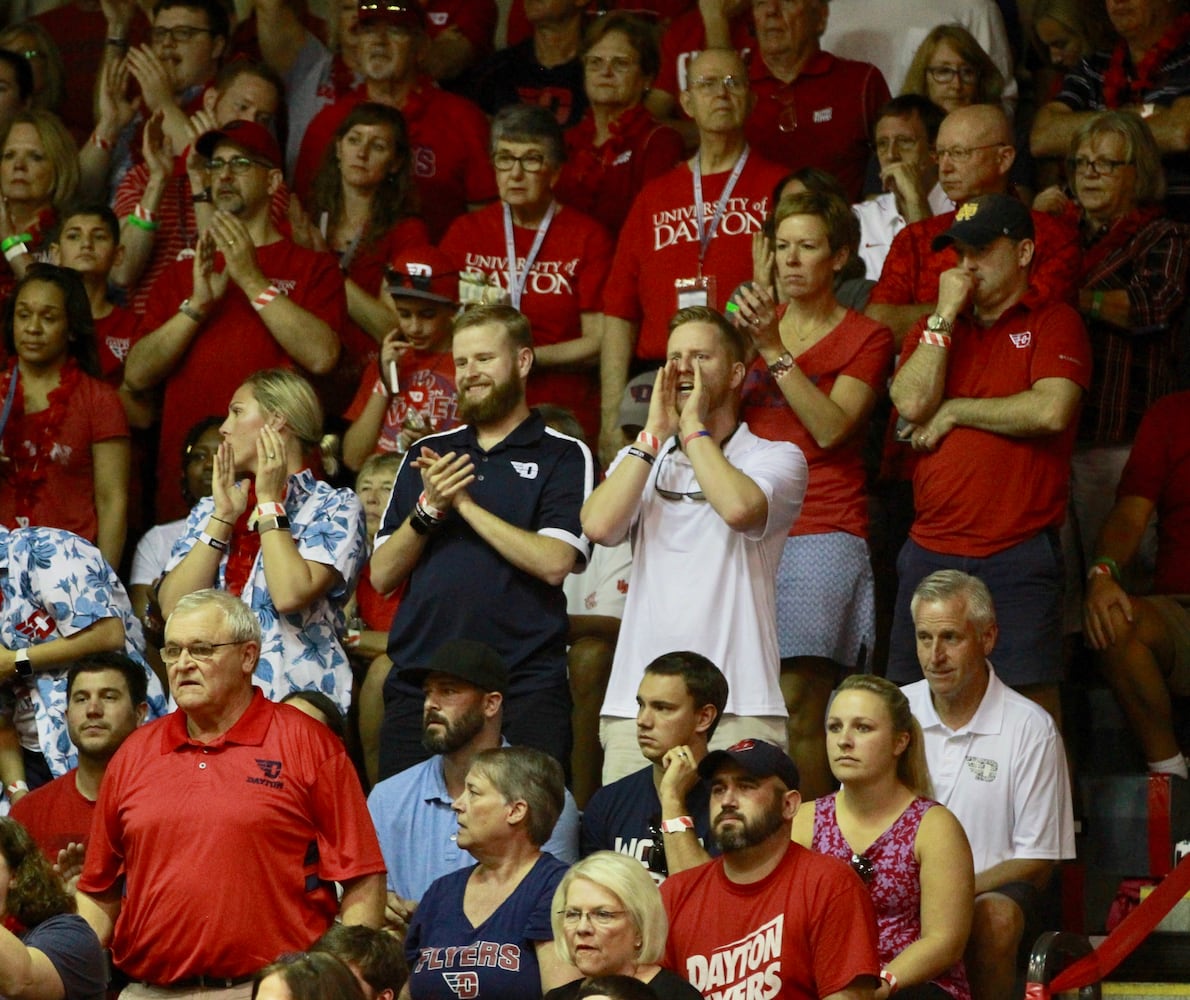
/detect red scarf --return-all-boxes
[220,470,308,596]
[0,360,81,525]
[1103,14,1190,106]
[563,105,660,194]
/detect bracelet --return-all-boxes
[1087,563,1113,581]
[879,969,898,994]
[627,446,656,466]
[126,212,158,232]
[417,492,447,521]
[659,815,695,834]
[209,515,235,527]
[192,189,213,204]
[251,284,282,313]
[254,501,286,521]
[90,131,113,151]
[0,234,31,253]
[372,376,390,398]
[199,531,229,553]
[178,298,204,323]
[135,202,157,225]
[921,330,952,349]
[636,430,661,454]
[1091,556,1122,582]
[682,429,712,448]
[1090,289,1105,321]
[3,242,28,264]
[256,514,291,534]
[408,505,445,536]
[767,351,796,379]
[5,781,27,798]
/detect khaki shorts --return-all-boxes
[1148,595,1190,696]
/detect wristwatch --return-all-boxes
[14,648,31,679]
[926,314,953,334]
[767,351,796,379]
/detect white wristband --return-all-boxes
[4,242,29,263]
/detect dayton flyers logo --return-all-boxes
[15,611,55,641]
[1009,331,1032,348]
[442,974,479,999]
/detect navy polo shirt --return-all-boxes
[377,410,592,693]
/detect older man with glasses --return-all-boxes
[583,305,806,783]
[125,119,346,522]
[76,589,385,1000]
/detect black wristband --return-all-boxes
[408,507,443,536]
[627,446,656,466]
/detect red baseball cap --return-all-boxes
[387,246,459,306]
[195,119,283,170]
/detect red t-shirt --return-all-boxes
[1116,390,1190,594]
[556,106,685,235]
[440,202,613,439]
[344,350,459,456]
[142,239,347,521]
[661,843,880,999]
[0,369,129,543]
[745,50,890,203]
[742,308,893,538]
[93,306,142,387]
[603,152,787,360]
[654,8,754,100]
[294,80,496,242]
[78,693,386,983]
[869,208,1082,309]
[901,300,1092,557]
[10,770,94,863]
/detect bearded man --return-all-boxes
[370,305,594,778]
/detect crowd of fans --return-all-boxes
[0,0,1189,997]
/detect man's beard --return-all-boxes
[711,787,786,852]
[421,702,486,754]
[457,373,523,426]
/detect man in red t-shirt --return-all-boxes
[1084,390,1190,778]
[11,653,148,871]
[661,738,880,999]
[889,194,1091,720]
[125,120,345,522]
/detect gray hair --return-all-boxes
[468,746,564,847]
[551,851,668,965]
[490,104,565,166]
[1070,109,1166,205]
[909,570,996,633]
[168,589,262,644]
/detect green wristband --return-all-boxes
[0,233,31,253]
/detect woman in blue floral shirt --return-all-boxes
[158,369,367,712]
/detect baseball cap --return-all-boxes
[387,247,460,306]
[618,371,655,432]
[698,738,800,790]
[399,639,509,693]
[356,0,425,29]
[931,193,1034,251]
[195,120,283,171]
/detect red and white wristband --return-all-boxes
[920,330,952,350]
[879,969,898,994]
[659,816,694,834]
[251,284,282,312]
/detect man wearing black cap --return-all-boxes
[366,639,579,937]
[888,192,1091,717]
[126,119,347,521]
[660,738,880,1000]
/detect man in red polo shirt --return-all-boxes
[888,194,1091,722]
[743,0,889,201]
[77,589,385,996]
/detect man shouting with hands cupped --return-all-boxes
[583,305,807,783]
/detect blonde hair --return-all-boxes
[0,108,78,211]
[901,24,1004,106]
[833,675,933,798]
[242,369,324,449]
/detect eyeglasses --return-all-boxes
[689,75,746,94]
[584,55,639,74]
[647,819,668,876]
[205,156,270,174]
[559,908,628,928]
[931,142,1006,163]
[850,853,875,884]
[926,65,979,85]
[653,445,707,502]
[161,640,245,664]
[1068,155,1131,176]
[151,25,214,44]
[492,151,549,173]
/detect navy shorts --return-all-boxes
[886,532,1064,686]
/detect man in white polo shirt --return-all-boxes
[904,569,1075,1000]
[582,305,807,783]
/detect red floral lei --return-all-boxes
[0,359,82,524]
[1102,14,1190,107]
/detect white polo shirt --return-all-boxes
[904,666,1076,876]
[853,184,954,282]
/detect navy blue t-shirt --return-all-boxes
[379,411,592,694]
[405,852,568,1000]
[25,914,106,1000]
[580,765,718,881]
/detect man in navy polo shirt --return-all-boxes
[370,304,594,779]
